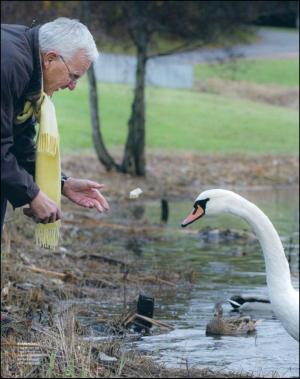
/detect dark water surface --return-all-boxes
[125,187,299,377]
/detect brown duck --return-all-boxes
[206,302,258,336]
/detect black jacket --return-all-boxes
[1,24,42,208]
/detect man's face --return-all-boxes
[41,50,91,96]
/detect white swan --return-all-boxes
[181,189,299,342]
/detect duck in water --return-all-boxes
[228,294,271,312]
[206,302,259,336]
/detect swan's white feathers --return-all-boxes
[188,189,299,342]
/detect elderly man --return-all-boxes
[1,18,109,241]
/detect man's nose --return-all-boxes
[68,81,77,91]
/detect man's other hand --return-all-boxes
[62,178,110,213]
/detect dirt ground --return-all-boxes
[1,151,299,378]
[62,150,299,198]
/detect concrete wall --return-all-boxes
[93,52,193,89]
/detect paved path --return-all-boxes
[154,28,299,64]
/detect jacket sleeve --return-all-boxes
[12,117,37,178]
[1,70,40,208]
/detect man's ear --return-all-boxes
[41,52,59,69]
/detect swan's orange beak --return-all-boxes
[181,205,205,227]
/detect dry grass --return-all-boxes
[195,78,299,110]
[1,208,193,378]
[1,311,259,378]
[1,245,258,378]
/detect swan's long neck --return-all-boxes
[228,197,293,294]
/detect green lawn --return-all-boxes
[194,58,299,86]
[53,78,299,155]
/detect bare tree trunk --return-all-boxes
[82,0,148,176]
[87,65,121,171]
[121,44,147,176]
[81,0,121,172]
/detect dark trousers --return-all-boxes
[1,196,7,237]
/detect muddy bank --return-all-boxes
[1,151,298,378]
[62,151,299,201]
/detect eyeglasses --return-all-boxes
[59,55,80,84]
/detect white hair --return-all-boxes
[39,17,99,62]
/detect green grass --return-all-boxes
[194,58,299,86]
[53,77,299,155]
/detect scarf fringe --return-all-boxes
[35,221,61,250]
[36,133,58,156]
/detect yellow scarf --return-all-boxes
[15,94,61,249]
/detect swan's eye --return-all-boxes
[194,198,210,211]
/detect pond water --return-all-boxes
[122,187,299,378]
[81,187,299,377]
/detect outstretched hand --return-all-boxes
[62,178,110,213]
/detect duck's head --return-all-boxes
[214,302,223,316]
[181,189,241,227]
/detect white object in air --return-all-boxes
[129,188,143,199]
